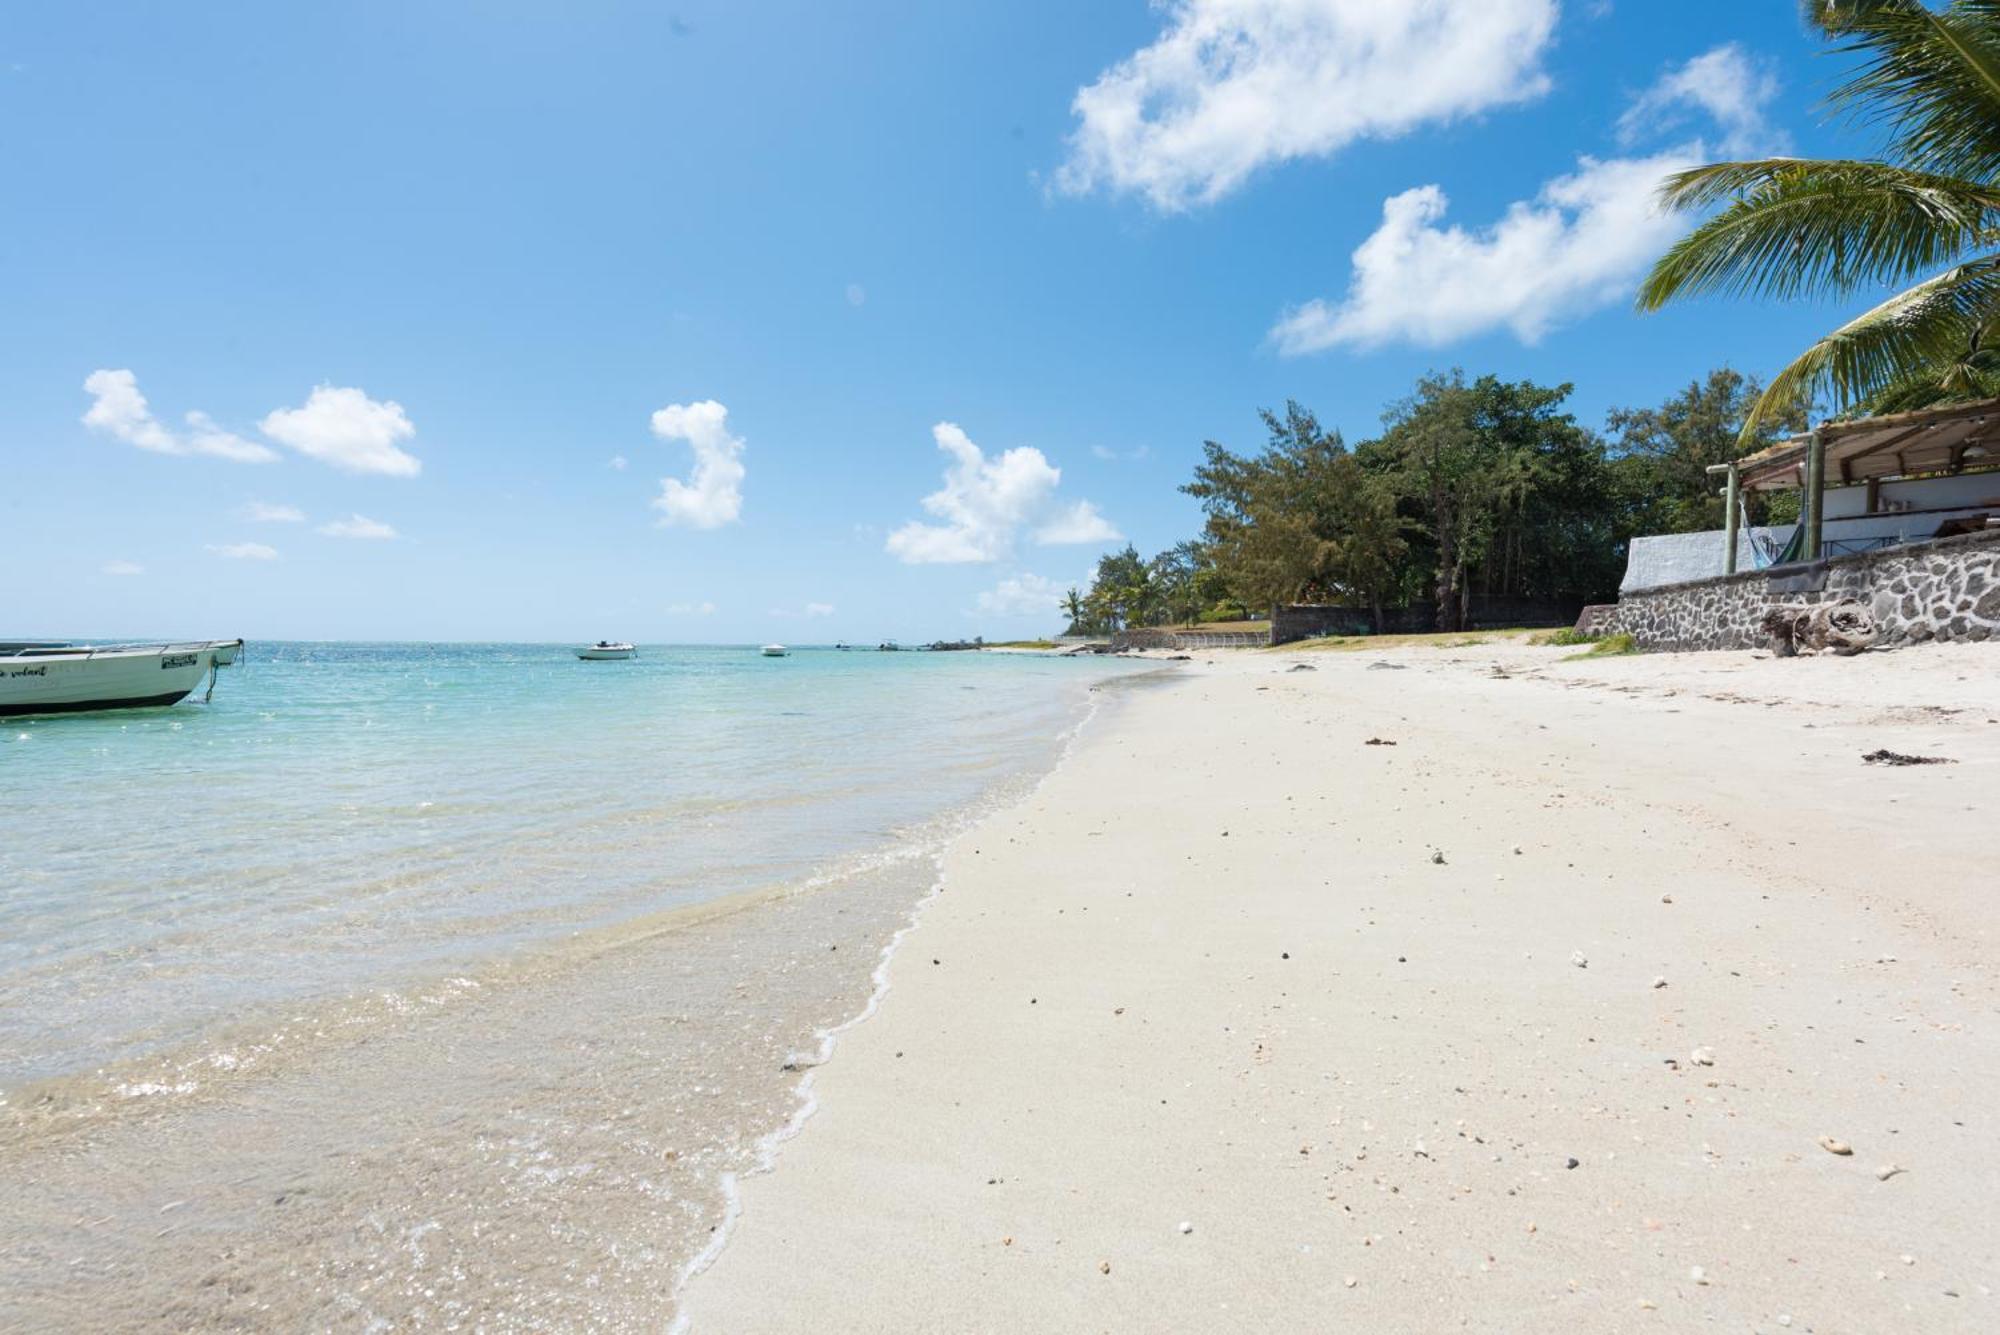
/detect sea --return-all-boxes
[0,642,1152,1331]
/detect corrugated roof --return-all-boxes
[1737,397,2000,491]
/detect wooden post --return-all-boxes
[1723,463,1741,575]
[1804,427,1826,561]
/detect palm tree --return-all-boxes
[1638,0,2000,435]
[1060,587,1087,633]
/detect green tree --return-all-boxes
[1182,401,1409,622]
[1363,372,1602,629]
[1060,586,1088,635]
[1605,369,1806,534]
[1639,0,2000,432]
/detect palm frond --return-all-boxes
[1639,159,2000,308]
[1745,253,2000,435]
[1820,0,2000,181]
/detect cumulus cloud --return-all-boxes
[101,560,144,576]
[1091,443,1151,463]
[82,369,277,463]
[805,602,836,617]
[1618,44,1781,157]
[650,400,746,529]
[886,423,1120,565]
[1270,149,1700,351]
[1056,0,1559,211]
[317,513,397,540]
[975,573,1066,618]
[1269,42,1782,353]
[207,542,279,561]
[1033,500,1121,545]
[241,500,305,523]
[609,455,628,471]
[260,386,421,477]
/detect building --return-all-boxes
[1611,399,2000,650]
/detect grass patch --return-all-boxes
[1530,626,1598,647]
[1562,632,1636,660]
[1275,628,1540,653]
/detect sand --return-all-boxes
[680,637,2000,1332]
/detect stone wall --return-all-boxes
[1612,528,2000,651]
[1110,628,1269,651]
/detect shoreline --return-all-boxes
[0,659,1133,1333]
[682,638,2000,1331]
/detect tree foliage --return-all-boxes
[1640,1,2000,433]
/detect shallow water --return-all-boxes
[0,642,1150,1330]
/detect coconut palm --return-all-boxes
[1638,0,2000,435]
[1060,586,1087,633]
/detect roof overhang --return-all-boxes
[1734,398,2000,492]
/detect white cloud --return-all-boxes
[101,560,144,576]
[1091,443,1151,463]
[1269,42,1784,354]
[207,542,279,561]
[1056,0,1559,211]
[886,423,1120,564]
[976,573,1066,618]
[1618,44,1780,157]
[1270,149,1700,351]
[242,500,305,523]
[1033,500,1122,545]
[805,602,836,617]
[845,283,867,307]
[650,400,746,529]
[317,513,397,540]
[665,600,717,616]
[260,385,421,477]
[609,454,628,471]
[82,369,277,463]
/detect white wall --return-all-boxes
[1824,470,2000,519]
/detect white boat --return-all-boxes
[576,641,636,660]
[0,640,244,718]
[760,644,789,657]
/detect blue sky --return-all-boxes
[4,2,1876,642]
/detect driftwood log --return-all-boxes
[1760,599,1877,657]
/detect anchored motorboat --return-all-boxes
[0,639,244,717]
[760,644,789,657]
[576,641,636,660]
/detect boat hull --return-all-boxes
[576,648,636,660]
[0,643,236,718]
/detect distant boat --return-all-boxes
[576,641,636,660]
[877,640,900,652]
[0,639,243,717]
[760,644,790,657]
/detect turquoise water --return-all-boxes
[0,643,1137,1091]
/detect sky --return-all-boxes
[1,1,1884,643]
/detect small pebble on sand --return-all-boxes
[1690,1046,1715,1066]
[1344,1276,1357,1289]
[1570,951,1588,969]
[1690,1265,1710,1286]
[1818,1135,1853,1156]
[1098,1260,1111,1275]
[1179,1221,1193,1234]
[1652,975,1668,989]
[1661,895,1673,904]
[1876,1164,1906,1181]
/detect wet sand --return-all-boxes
[684,638,2000,1331]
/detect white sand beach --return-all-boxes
[682,638,2000,1331]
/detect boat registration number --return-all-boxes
[161,654,198,669]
